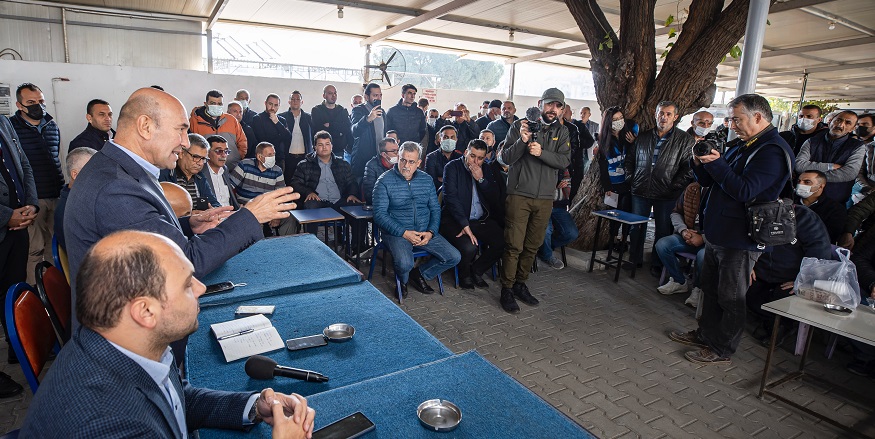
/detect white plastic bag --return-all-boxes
[794,247,861,310]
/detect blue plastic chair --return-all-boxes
[6,282,56,394]
[367,230,444,303]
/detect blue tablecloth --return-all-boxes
[199,234,362,306]
[204,351,595,439]
[187,281,453,398]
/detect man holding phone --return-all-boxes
[350,83,384,182]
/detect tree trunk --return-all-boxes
[569,159,611,251]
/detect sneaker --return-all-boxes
[669,329,708,349]
[0,372,23,398]
[541,255,565,269]
[684,348,731,365]
[500,287,520,313]
[658,277,689,295]
[684,287,702,307]
[512,282,540,306]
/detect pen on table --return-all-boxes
[217,328,254,340]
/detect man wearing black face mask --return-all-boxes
[9,83,63,286]
[855,114,875,195]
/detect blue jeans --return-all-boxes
[381,232,461,284]
[538,207,579,260]
[630,196,675,266]
[654,233,704,284]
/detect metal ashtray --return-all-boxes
[322,323,355,342]
[417,399,461,432]
[823,303,853,316]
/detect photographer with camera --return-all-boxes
[669,94,795,366]
[497,88,571,313]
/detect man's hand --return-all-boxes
[418,231,433,246]
[780,281,795,293]
[557,179,569,189]
[697,148,721,164]
[346,195,362,203]
[441,110,453,120]
[838,232,855,250]
[189,206,235,234]
[8,206,37,230]
[269,219,281,228]
[403,230,422,245]
[685,231,704,247]
[470,165,483,181]
[256,389,316,439]
[605,190,614,197]
[624,132,636,143]
[528,141,542,157]
[243,187,301,224]
[323,122,330,128]
[833,163,842,170]
[750,270,757,285]
[460,109,471,122]
[519,120,531,143]
[456,226,478,246]
[305,192,321,202]
[270,112,280,124]
[367,106,383,123]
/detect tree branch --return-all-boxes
[663,0,723,65]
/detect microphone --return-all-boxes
[525,106,541,123]
[245,355,329,383]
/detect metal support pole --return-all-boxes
[734,0,770,96]
[207,29,214,73]
[507,63,516,100]
[61,8,69,63]
[363,44,371,84]
[795,72,809,122]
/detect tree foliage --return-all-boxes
[377,47,503,92]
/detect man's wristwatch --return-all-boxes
[477,177,485,184]
[248,394,262,423]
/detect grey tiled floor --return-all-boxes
[4,248,875,438]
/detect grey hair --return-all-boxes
[188,133,210,151]
[656,100,678,113]
[65,147,97,181]
[400,141,422,160]
[728,94,773,121]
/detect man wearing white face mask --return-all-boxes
[189,90,248,170]
[780,104,826,155]
[362,137,399,204]
[795,170,846,243]
[229,142,295,236]
[425,126,462,191]
[686,111,714,141]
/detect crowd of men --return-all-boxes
[2,77,875,436]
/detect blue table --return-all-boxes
[203,351,596,438]
[588,209,650,282]
[291,207,346,250]
[187,282,453,398]
[199,234,362,306]
[339,205,374,269]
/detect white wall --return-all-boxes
[1,59,598,172]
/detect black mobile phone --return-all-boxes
[204,281,235,295]
[312,412,375,439]
[449,110,463,117]
[372,99,381,107]
[285,334,328,351]
[192,197,210,211]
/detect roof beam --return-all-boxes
[506,44,588,64]
[360,0,479,46]
[756,60,875,79]
[206,0,230,30]
[768,0,837,14]
[758,36,875,59]
[404,29,589,59]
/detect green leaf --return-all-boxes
[668,28,677,39]
[599,42,605,51]
[730,45,742,58]
[721,54,727,63]
[661,50,668,59]
[767,19,771,26]
[666,42,674,48]
[605,39,613,49]
[665,15,675,26]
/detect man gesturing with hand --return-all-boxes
[373,141,460,297]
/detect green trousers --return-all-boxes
[500,194,554,288]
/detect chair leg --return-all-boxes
[454,266,459,288]
[825,333,839,359]
[561,246,567,267]
[659,267,667,286]
[437,273,444,295]
[395,275,403,304]
[367,246,378,280]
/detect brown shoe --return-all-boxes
[669,330,707,349]
[684,348,731,365]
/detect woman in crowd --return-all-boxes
[597,106,636,241]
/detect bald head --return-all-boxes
[115,88,191,169]
[160,181,193,218]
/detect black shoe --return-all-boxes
[650,266,662,278]
[0,372,23,398]
[500,287,520,313]
[408,268,435,294]
[458,276,475,290]
[471,273,489,288]
[399,282,409,298]
[622,262,643,271]
[513,282,539,306]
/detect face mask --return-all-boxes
[387,155,398,164]
[795,184,815,199]
[427,117,437,126]
[237,100,249,110]
[440,139,457,152]
[797,118,816,131]
[694,126,711,137]
[23,103,45,121]
[611,119,625,132]
[262,156,276,168]
[206,105,224,118]
[857,126,872,139]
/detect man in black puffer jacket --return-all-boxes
[625,101,695,274]
[385,84,426,146]
[9,83,64,284]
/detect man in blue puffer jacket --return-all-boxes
[373,141,461,297]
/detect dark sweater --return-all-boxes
[310,104,352,156]
[69,124,113,153]
[803,195,847,244]
[9,112,64,199]
[250,111,292,166]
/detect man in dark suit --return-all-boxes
[201,135,240,210]
[279,91,314,185]
[21,230,315,438]
[64,87,300,329]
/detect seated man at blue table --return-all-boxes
[654,182,706,305]
[230,141,296,236]
[440,139,504,289]
[373,141,461,296]
[291,130,361,214]
[362,137,398,204]
[21,230,315,438]
[159,133,220,212]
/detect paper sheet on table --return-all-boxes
[211,314,285,362]
[604,192,619,208]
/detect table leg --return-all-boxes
[588,216,602,273]
[758,314,782,398]
[615,225,629,282]
[798,322,814,374]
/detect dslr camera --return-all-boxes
[693,139,720,157]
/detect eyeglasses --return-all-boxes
[399,158,419,165]
[212,149,230,156]
[183,148,207,163]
